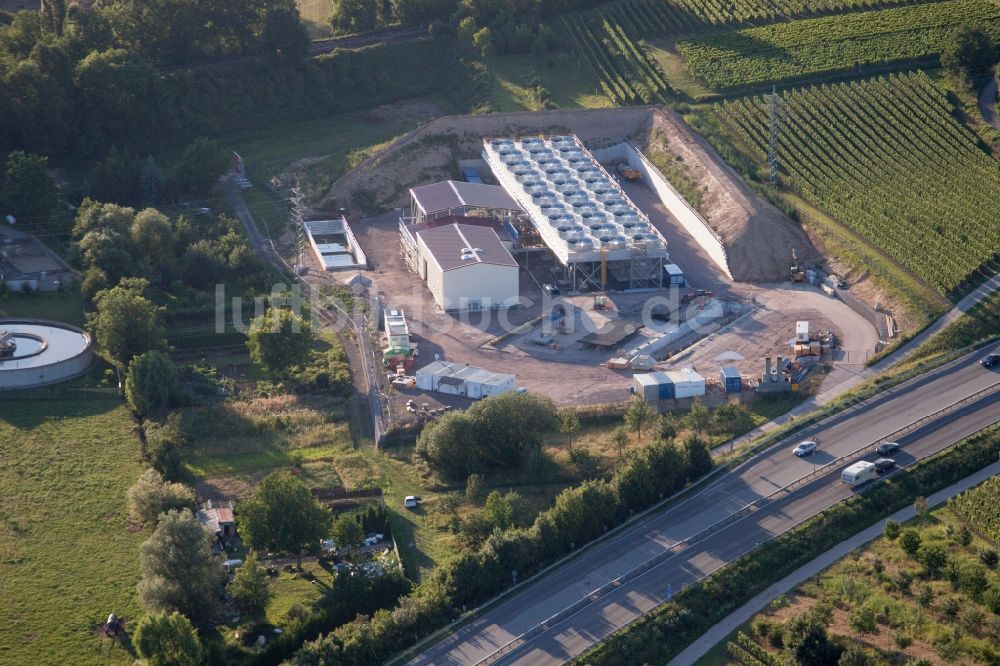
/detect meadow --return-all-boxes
[0,398,144,665]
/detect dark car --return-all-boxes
[982,353,1000,369]
[876,441,900,457]
[874,458,896,474]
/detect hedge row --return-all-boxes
[578,424,1000,665]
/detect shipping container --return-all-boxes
[664,263,685,287]
[720,366,741,393]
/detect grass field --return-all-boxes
[0,292,86,327]
[717,72,1000,295]
[491,54,611,111]
[0,398,144,666]
[703,501,1000,665]
[678,0,1000,89]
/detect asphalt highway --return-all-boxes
[411,347,1000,665]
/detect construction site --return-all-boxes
[285,108,883,413]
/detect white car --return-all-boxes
[403,495,418,509]
[793,440,818,457]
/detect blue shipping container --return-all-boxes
[657,379,675,400]
[721,366,741,393]
[664,263,685,287]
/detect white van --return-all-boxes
[841,461,877,487]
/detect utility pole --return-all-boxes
[289,181,306,273]
[767,85,780,186]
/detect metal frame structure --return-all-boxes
[482,134,668,292]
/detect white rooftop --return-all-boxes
[482,135,669,265]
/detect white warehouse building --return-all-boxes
[411,222,519,312]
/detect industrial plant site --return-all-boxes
[283,112,884,423]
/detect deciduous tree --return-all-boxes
[134,611,203,666]
[331,514,364,550]
[239,472,333,566]
[125,350,177,417]
[229,552,272,616]
[137,509,220,626]
[88,278,166,367]
[246,308,313,376]
[1,151,58,223]
[128,468,194,526]
[624,398,653,439]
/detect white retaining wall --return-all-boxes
[593,143,733,279]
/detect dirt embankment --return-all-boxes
[316,107,659,212]
[314,104,819,284]
[636,108,820,282]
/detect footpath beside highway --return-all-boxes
[668,459,1000,666]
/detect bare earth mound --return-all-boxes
[314,105,818,284]
[637,108,820,282]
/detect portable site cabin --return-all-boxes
[414,360,516,399]
[663,368,706,399]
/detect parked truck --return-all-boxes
[841,460,877,487]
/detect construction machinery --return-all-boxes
[681,289,713,305]
[790,248,806,282]
[615,163,641,181]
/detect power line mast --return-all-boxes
[767,85,781,186]
[289,182,306,273]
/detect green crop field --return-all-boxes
[0,398,143,665]
[717,72,1000,294]
[678,0,1000,89]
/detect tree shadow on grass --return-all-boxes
[0,392,123,430]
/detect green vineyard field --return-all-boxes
[678,0,1000,89]
[717,72,1000,294]
[952,475,1000,545]
[560,14,672,105]
[589,0,922,38]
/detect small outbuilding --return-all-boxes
[197,503,236,539]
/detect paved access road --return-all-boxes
[411,347,1000,665]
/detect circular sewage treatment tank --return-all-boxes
[0,319,93,389]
